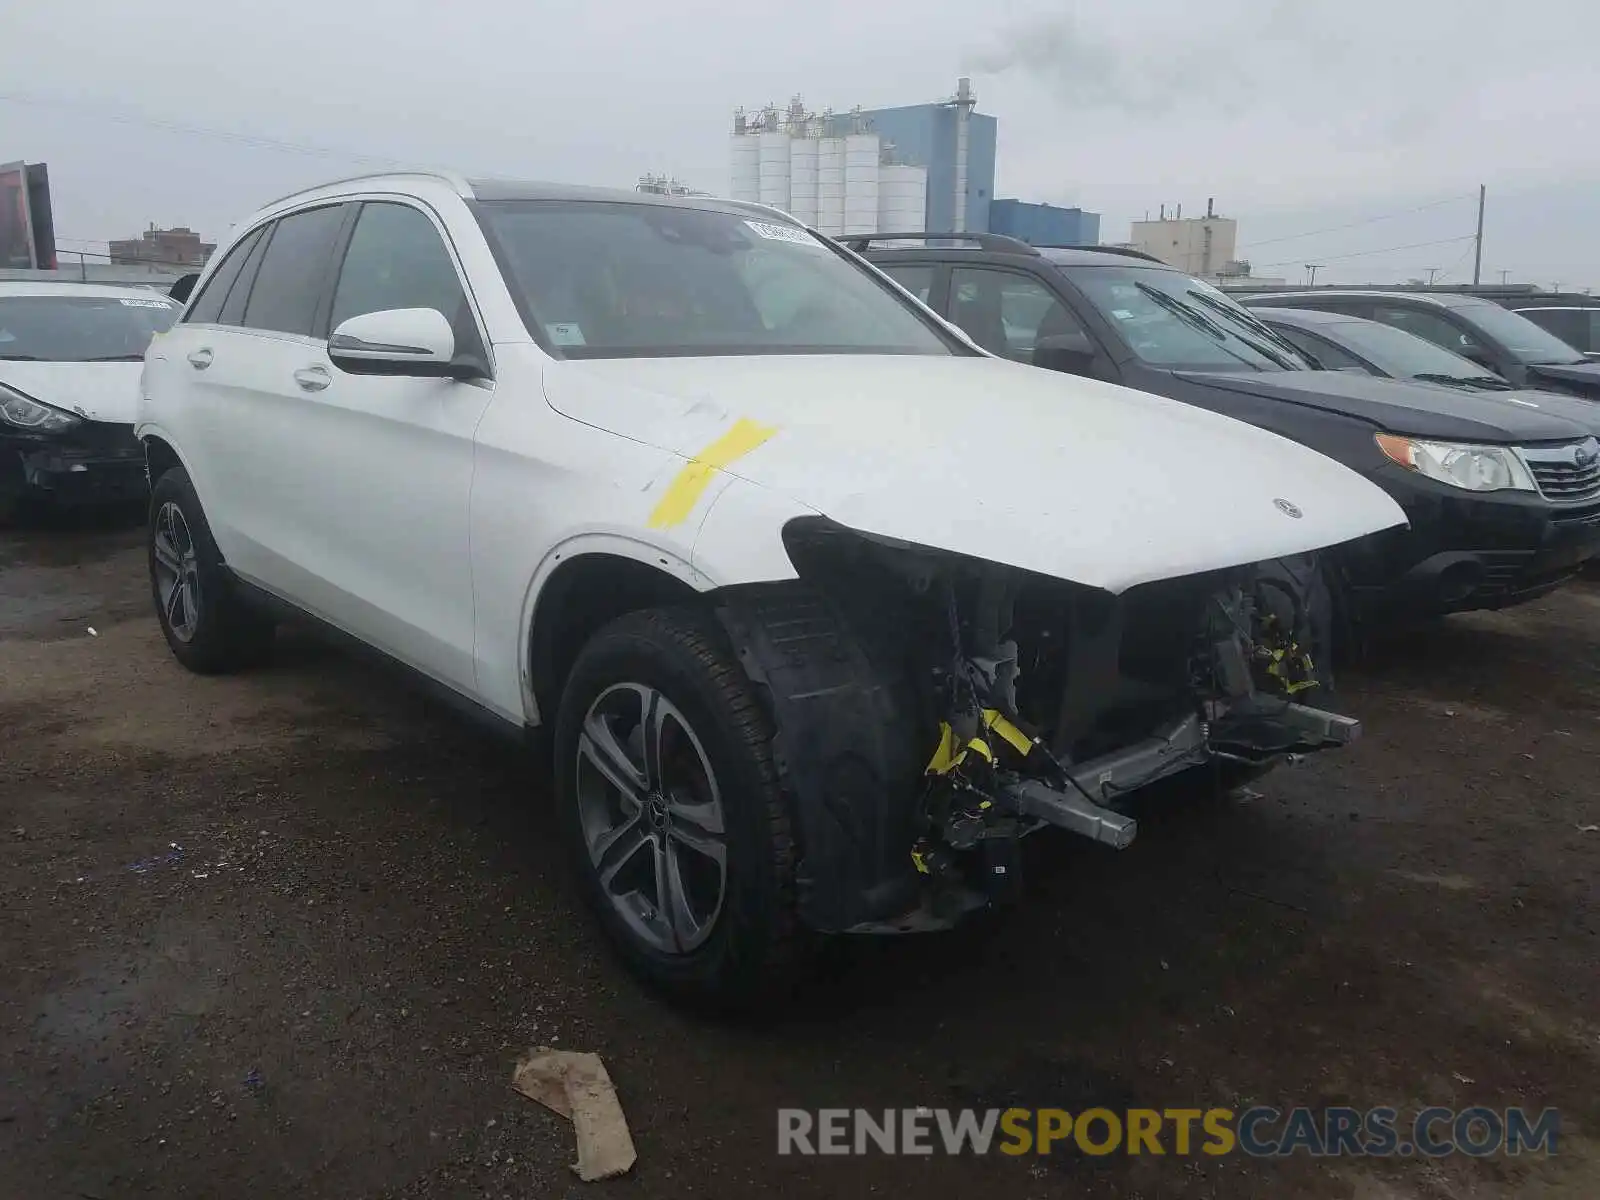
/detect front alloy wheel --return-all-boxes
[553,607,801,1007]
[575,683,727,955]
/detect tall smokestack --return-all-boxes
[953,77,975,233]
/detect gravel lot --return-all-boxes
[2,515,1597,1199]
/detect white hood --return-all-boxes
[0,361,143,425]
[542,354,1408,594]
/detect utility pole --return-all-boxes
[1472,183,1486,285]
[1425,268,1442,285]
[1499,270,1511,285]
[1306,263,1322,286]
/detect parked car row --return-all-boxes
[848,234,1600,627]
[9,177,1596,1006]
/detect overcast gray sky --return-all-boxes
[3,0,1597,287]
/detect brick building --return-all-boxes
[108,225,215,269]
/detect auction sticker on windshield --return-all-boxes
[745,220,820,248]
[119,298,174,309]
[546,322,587,347]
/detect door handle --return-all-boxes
[187,348,213,370]
[293,365,331,393]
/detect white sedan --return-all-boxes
[0,281,178,519]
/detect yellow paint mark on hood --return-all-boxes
[647,417,778,530]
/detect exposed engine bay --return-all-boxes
[715,517,1359,934]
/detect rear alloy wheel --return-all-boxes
[152,500,202,644]
[554,608,800,1008]
[147,466,274,674]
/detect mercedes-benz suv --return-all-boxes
[138,175,1403,1004]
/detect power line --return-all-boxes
[1237,193,1478,251]
[1253,235,1477,272]
[1431,240,1478,284]
[0,90,412,167]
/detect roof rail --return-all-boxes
[836,231,1042,255]
[255,167,475,212]
[1032,244,1167,264]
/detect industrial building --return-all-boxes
[1128,202,1238,277]
[728,78,993,237]
[988,200,1099,247]
[108,224,214,269]
[635,173,710,198]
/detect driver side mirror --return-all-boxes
[328,308,472,379]
[1033,331,1099,377]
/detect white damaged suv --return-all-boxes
[138,173,1405,1003]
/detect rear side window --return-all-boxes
[949,267,1087,362]
[184,226,264,325]
[219,228,272,327]
[241,205,348,336]
[880,264,934,305]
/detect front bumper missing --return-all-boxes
[1004,701,1361,850]
[3,424,147,508]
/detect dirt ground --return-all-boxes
[2,514,1597,1200]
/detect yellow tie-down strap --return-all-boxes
[647,418,779,530]
[1265,646,1320,694]
[925,708,1036,775]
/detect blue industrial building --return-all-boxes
[825,80,997,234]
[799,79,1100,242]
[988,200,1101,247]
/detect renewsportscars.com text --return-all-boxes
[777,1106,1559,1158]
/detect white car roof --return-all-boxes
[0,280,178,303]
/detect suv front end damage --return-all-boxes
[717,519,1354,934]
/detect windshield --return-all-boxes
[1068,266,1312,371]
[1322,317,1503,380]
[0,294,178,361]
[1450,298,1586,364]
[474,201,958,359]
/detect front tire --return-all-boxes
[148,466,273,674]
[554,607,801,1009]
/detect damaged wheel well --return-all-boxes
[528,553,701,722]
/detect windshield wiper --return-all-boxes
[1132,281,1226,338]
[1129,283,1266,370]
[1182,289,1304,369]
[1413,372,1512,391]
[0,353,45,361]
[81,354,146,362]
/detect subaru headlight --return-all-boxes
[0,384,82,435]
[1375,433,1535,493]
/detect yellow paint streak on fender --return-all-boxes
[647,417,780,530]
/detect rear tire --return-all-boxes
[553,607,802,1009]
[148,466,274,674]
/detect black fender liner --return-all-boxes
[715,586,925,933]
